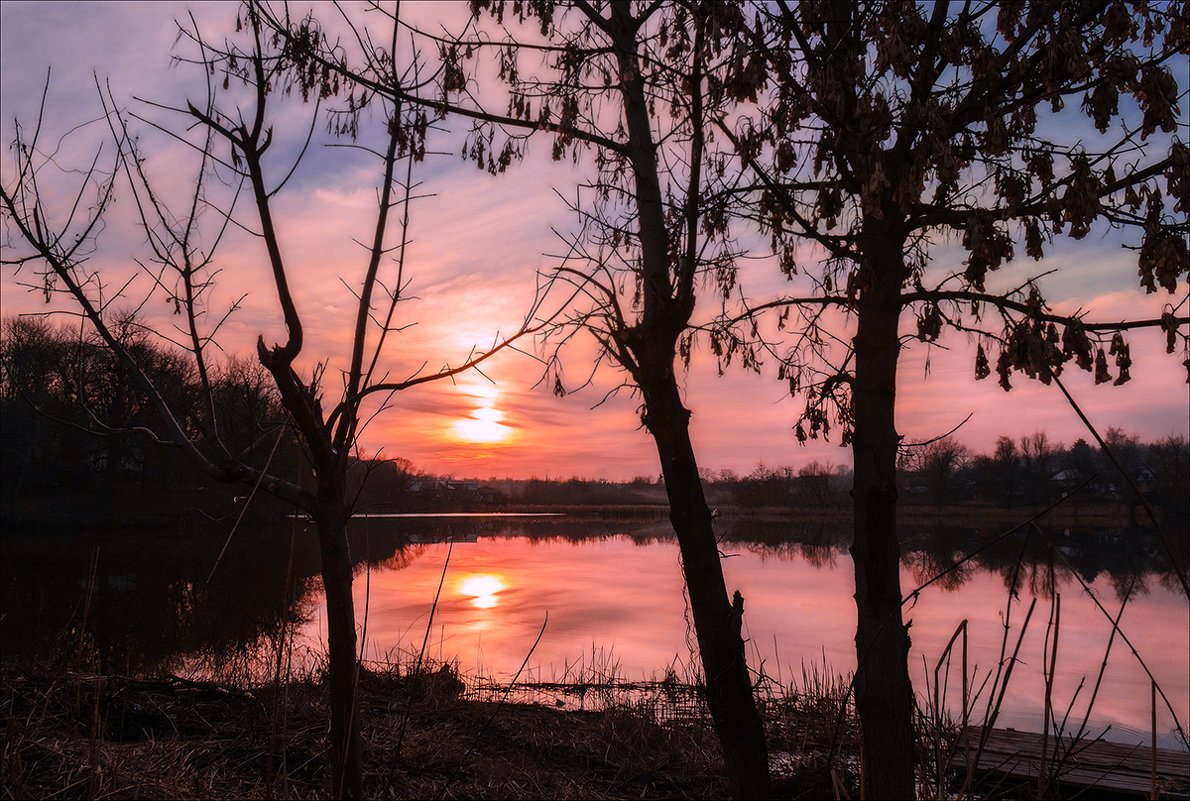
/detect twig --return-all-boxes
[1056,551,1187,747]
[393,536,454,760]
[1051,373,1190,598]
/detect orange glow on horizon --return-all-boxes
[458,573,506,608]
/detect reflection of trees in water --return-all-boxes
[705,514,1180,598]
[349,515,678,548]
[345,523,421,571]
[901,518,1187,601]
[10,514,1180,673]
[717,519,849,567]
[1110,571,1149,603]
[403,514,1184,598]
[1015,558,1061,600]
[451,513,1189,599]
[371,545,426,573]
[1,524,322,677]
[797,542,841,569]
[904,549,972,591]
[720,518,850,554]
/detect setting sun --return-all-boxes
[450,405,513,444]
[458,574,506,608]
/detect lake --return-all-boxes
[3,513,1187,749]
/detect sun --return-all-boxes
[450,405,513,444]
[458,574,506,608]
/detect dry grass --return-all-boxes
[1,656,868,800]
[0,662,700,800]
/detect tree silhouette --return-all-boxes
[256,2,1190,795]
[0,7,545,796]
[904,436,970,508]
[724,2,1188,795]
[254,1,777,795]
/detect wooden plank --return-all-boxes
[961,727,1190,799]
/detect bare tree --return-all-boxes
[993,435,1025,505]
[797,460,841,508]
[1148,433,1189,515]
[0,7,545,796]
[717,2,1190,796]
[914,436,971,508]
[1020,430,1058,502]
[254,1,777,795]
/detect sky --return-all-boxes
[1,1,1187,481]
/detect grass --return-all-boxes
[0,661,696,799]
[2,654,865,800]
[7,641,1182,800]
[0,650,871,800]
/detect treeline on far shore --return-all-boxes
[2,316,1185,524]
[348,428,1186,519]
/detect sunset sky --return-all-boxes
[2,1,1187,481]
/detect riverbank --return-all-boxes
[368,498,1154,525]
[4,493,1163,532]
[6,658,1187,799]
[1,661,856,800]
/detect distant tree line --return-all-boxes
[896,431,1188,514]
[339,431,1190,518]
[1,316,299,524]
[7,315,1181,525]
[689,436,1188,516]
[700,462,852,510]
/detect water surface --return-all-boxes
[4,514,1186,748]
[301,522,1188,748]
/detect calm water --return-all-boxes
[4,514,1187,748]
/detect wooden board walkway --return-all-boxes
[963,727,1189,799]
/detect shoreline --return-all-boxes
[5,659,1185,800]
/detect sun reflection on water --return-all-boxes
[458,574,506,608]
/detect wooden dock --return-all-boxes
[962,727,1189,799]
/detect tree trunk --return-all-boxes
[601,5,769,795]
[314,492,363,800]
[641,373,772,800]
[850,258,917,799]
